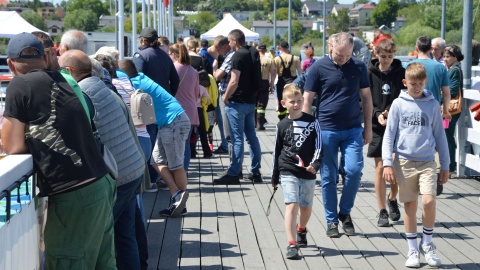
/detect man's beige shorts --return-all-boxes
[393,158,437,203]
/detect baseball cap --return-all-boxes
[302,43,308,48]
[139,27,158,39]
[280,41,289,49]
[7,32,45,59]
[269,46,275,51]
[258,43,266,50]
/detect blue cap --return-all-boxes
[7,32,45,59]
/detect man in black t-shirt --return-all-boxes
[213,29,263,185]
[2,33,116,269]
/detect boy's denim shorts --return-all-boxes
[280,174,316,207]
[151,112,190,170]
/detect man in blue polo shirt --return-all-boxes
[302,32,373,238]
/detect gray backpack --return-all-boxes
[130,89,156,126]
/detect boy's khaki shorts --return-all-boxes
[393,158,437,203]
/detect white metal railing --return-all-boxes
[0,155,42,270]
[458,84,480,176]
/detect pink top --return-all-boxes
[174,63,200,126]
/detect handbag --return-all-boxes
[448,67,462,115]
[130,89,156,126]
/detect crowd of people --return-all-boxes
[0,27,471,269]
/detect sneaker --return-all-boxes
[377,209,390,227]
[159,204,175,217]
[405,249,420,268]
[171,190,189,217]
[339,214,355,236]
[213,147,228,154]
[326,222,340,238]
[297,228,308,247]
[388,195,401,222]
[286,244,300,259]
[217,169,243,179]
[247,172,263,183]
[144,183,158,193]
[420,241,441,267]
[213,174,241,185]
[156,179,169,191]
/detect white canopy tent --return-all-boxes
[200,13,259,42]
[0,11,48,38]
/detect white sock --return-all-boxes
[422,227,434,244]
[406,232,418,250]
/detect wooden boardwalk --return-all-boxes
[143,95,480,270]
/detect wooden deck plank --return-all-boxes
[144,94,480,269]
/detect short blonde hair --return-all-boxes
[405,62,427,81]
[282,84,302,100]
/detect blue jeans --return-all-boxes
[321,127,364,225]
[225,102,262,176]
[216,94,229,150]
[113,176,143,270]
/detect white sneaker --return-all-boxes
[405,249,420,268]
[420,241,442,267]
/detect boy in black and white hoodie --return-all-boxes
[272,84,322,259]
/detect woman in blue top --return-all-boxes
[118,59,191,218]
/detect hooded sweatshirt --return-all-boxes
[368,58,405,131]
[382,89,450,170]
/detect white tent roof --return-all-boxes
[200,13,259,42]
[0,11,48,38]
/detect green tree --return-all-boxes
[328,8,350,35]
[67,0,109,18]
[353,0,369,4]
[20,10,47,31]
[291,20,304,42]
[261,0,302,13]
[268,7,297,21]
[259,35,272,46]
[191,12,217,38]
[396,20,439,45]
[63,9,99,31]
[372,0,399,28]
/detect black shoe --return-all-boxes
[159,204,175,217]
[286,244,300,259]
[213,147,228,154]
[377,209,390,227]
[217,169,243,179]
[326,222,340,238]
[247,172,263,183]
[387,195,401,222]
[339,213,355,236]
[297,228,308,247]
[171,190,189,217]
[213,174,241,185]
[256,125,266,131]
[180,207,188,216]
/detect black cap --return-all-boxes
[139,27,158,39]
[280,41,289,49]
[7,32,45,59]
[258,43,266,50]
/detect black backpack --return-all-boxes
[247,45,262,93]
[279,55,295,84]
[197,57,210,87]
